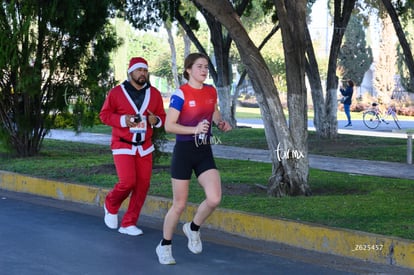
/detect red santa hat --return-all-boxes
[127,57,148,73]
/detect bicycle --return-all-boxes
[362,103,401,129]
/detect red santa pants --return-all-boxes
[105,153,152,227]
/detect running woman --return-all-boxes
[156,53,232,265]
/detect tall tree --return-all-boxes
[194,0,311,196]
[374,11,397,99]
[338,13,373,86]
[0,0,120,156]
[381,0,414,93]
[360,0,414,95]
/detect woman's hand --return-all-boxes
[217,120,232,132]
[195,120,210,134]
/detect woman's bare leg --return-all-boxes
[162,178,190,240]
[193,169,222,226]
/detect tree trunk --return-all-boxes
[165,23,180,89]
[270,0,310,196]
[323,0,356,139]
[183,31,191,59]
[194,0,311,196]
[304,24,329,137]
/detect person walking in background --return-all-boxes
[100,57,166,236]
[156,53,232,265]
[340,79,354,127]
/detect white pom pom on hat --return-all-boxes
[128,57,148,73]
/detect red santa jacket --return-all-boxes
[99,82,166,157]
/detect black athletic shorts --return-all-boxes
[171,141,217,180]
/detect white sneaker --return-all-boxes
[156,241,176,265]
[183,222,202,254]
[104,204,118,229]
[118,225,143,236]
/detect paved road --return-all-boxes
[1,190,412,275]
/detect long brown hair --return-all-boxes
[183,53,209,80]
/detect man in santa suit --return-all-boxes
[100,57,166,236]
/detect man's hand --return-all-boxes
[125,115,138,128]
[147,110,158,126]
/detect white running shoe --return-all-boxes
[183,222,202,254]
[156,241,176,265]
[104,204,118,229]
[118,225,143,236]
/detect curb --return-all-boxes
[1,170,413,270]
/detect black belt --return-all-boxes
[120,137,144,146]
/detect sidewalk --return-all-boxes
[47,129,414,180]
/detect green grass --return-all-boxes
[1,135,413,240]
